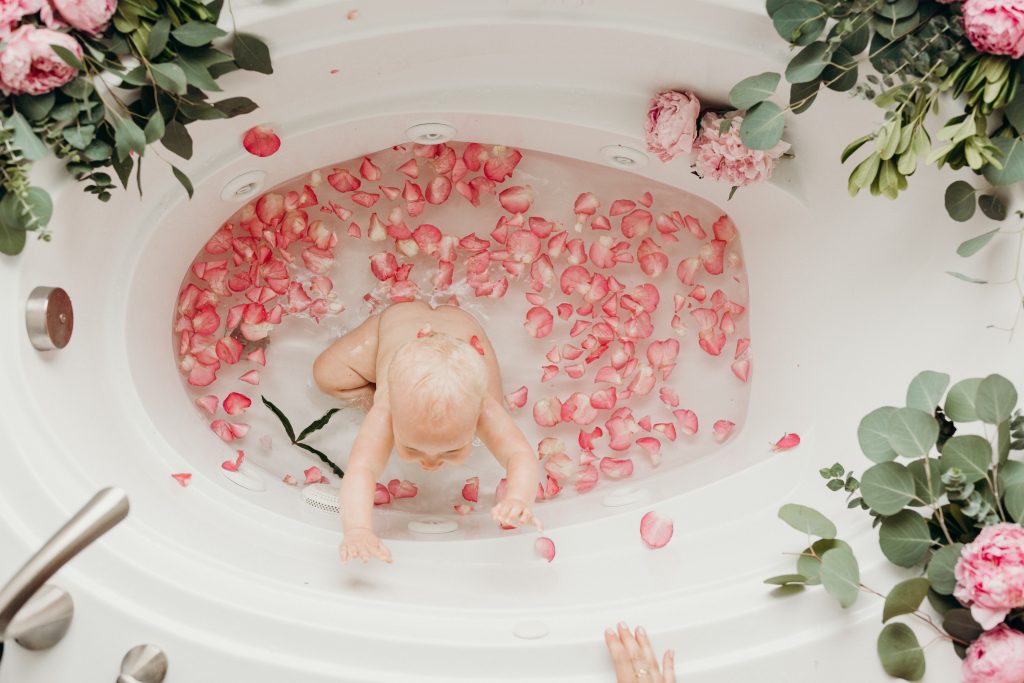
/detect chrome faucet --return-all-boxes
[0,487,129,652]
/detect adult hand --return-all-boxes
[604,622,675,683]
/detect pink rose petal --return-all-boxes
[535,536,556,562]
[771,433,801,452]
[640,511,674,549]
[242,126,281,157]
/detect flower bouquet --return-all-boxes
[0,0,272,256]
[769,371,1024,681]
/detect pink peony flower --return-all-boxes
[954,522,1024,630]
[0,0,44,38]
[962,0,1024,58]
[644,89,701,162]
[0,24,82,95]
[692,110,790,187]
[51,0,115,35]
[962,624,1024,683]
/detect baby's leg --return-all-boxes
[312,315,379,408]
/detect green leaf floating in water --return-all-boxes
[297,408,340,442]
[261,395,296,442]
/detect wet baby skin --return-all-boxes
[313,301,542,564]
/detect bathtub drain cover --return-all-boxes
[303,483,340,514]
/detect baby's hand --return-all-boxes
[491,498,543,531]
[339,528,393,564]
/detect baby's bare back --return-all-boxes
[375,302,503,403]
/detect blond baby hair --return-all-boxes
[387,332,488,427]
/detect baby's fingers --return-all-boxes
[374,541,393,564]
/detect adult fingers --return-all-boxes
[636,626,658,668]
[662,650,676,683]
[604,629,635,682]
[617,622,642,662]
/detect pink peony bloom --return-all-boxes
[954,522,1024,630]
[962,0,1024,58]
[962,624,1024,683]
[644,89,701,162]
[0,0,44,38]
[0,24,82,95]
[692,110,790,187]
[51,0,115,35]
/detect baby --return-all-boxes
[313,300,542,564]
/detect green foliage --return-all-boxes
[778,503,837,539]
[906,371,950,413]
[862,461,917,515]
[882,578,930,622]
[261,396,344,478]
[886,407,939,458]
[820,546,860,608]
[729,72,781,109]
[739,101,786,150]
[877,623,926,681]
[858,406,900,462]
[944,181,976,222]
[925,543,964,595]
[1,0,273,256]
[879,510,934,567]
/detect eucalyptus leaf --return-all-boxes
[975,374,1017,424]
[926,543,964,595]
[1005,85,1024,132]
[946,271,988,284]
[144,111,165,144]
[151,62,188,95]
[907,458,942,507]
[998,460,1024,489]
[822,47,857,92]
[14,93,55,121]
[906,371,949,413]
[61,124,95,150]
[983,136,1024,187]
[147,17,171,59]
[6,111,48,161]
[778,503,837,539]
[111,113,146,161]
[789,80,819,114]
[177,56,221,92]
[957,229,999,257]
[1004,482,1024,522]
[785,41,831,84]
[841,135,874,164]
[172,21,228,47]
[772,2,826,45]
[763,573,807,586]
[161,120,193,159]
[944,180,976,222]
[978,194,1007,221]
[820,547,860,608]
[797,538,851,586]
[877,623,926,681]
[172,165,194,199]
[879,510,933,567]
[943,609,983,645]
[0,220,27,255]
[887,407,939,458]
[739,101,785,151]
[212,96,259,117]
[0,187,52,231]
[862,461,917,515]
[729,72,781,109]
[938,435,991,484]
[233,32,273,74]
[51,44,84,71]
[859,406,899,462]
[882,577,930,622]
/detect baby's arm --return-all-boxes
[338,401,395,564]
[477,395,543,530]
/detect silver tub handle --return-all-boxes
[0,487,129,640]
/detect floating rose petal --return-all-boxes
[676,257,700,286]
[247,348,266,366]
[699,239,726,275]
[599,457,634,479]
[561,392,598,425]
[731,358,751,382]
[659,387,680,408]
[524,306,554,339]
[171,473,192,487]
[638,238,669,277]
[621,209,652,239]
[469,335,485,355]
[374,483,391,506]
[610,199,636,216]
[541,365,559,382]
[359,157,381,180]
[396,158,419,178]
[636,437,662,466]
[304,466,323,485]
[239,370,260,385]
[575,464,599,493]
[506,385,529,409]
[499,185,532,214]
[388,479,418,498]
[653,423,677,441]
[735,338,750,359]
[712,215,737,242]
[713,420,736,443]
[222,449,245,472]
[211,420,248,442]
[242,126,281,157]
[674,409,698,436]
[223,392,252,416]
[462,476,480,503]
[282,474,297,486]
[771,433,801,452]
[533,396,563,427]
[640,511,673,549]
[369,251,399,281]
[196,395,218,414]
[454,504,473,515]
[640,192,654,207]
[535,537,556,562]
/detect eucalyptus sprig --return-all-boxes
[0,0,273,256]
[261,396,345,479]
[767,371,1024,680]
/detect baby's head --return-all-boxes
[388,332,488,470]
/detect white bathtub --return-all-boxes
[1,1,1021,681]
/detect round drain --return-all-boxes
[601,487,649,508]
[408,518,458,534]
